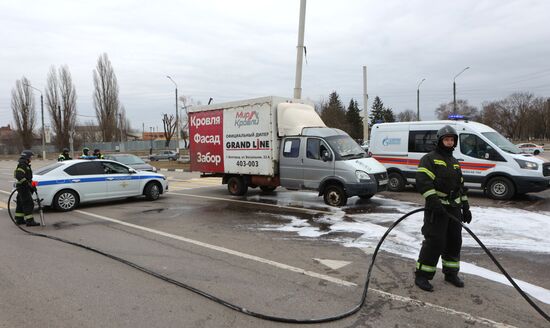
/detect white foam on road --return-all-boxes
[257,193,550,304]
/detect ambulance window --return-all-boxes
[408,130,437,153]
[460,134,505,161]
[283,139,300,158]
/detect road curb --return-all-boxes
[158,168,189,172]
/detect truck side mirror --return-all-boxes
[321,150,332,162]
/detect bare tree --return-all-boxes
[397,109,418,122]
[179,95,195,148]
[11,77,36,149]
[162,113,176,147]
[47,65,77,151]
[435,99,480,120]
[93,53,120,142]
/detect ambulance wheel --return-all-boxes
[53,189,79,211]
[533,150,540,155]
[260,186,277,193]
[486,177,515,200]
[227,176,248,196]
[323,185,347,207]
[388,172,406,192]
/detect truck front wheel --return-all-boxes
[227,176,248,196]
[323,185,347,207]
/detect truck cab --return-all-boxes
[279,127,387,206]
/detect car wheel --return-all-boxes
[53,189,79,211]
[534,150,540,155]
[227,176,248,196]
[323,185,347,207]
[144,182,161,200]
[388,172,406,192]
[486,176,515,200]
[260,186,277,193]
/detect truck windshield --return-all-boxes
[325,135,365,159]
[481,132,522,154]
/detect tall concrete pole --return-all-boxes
[293,0,306,99]
[362,66,369,143]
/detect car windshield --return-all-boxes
[34,162,64,175]
[326,135,365,159]
[112,155,146,165]
[481,132,522,154]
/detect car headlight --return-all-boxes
[515,159,538,170]
[355,170,371,181]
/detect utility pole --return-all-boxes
[362,66,369,144]
[293,0,306,99]
[417,78,426,121]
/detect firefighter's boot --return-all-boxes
[445,274,464,288]
[25,218,40,227]
[415,275,434,292]
[15,217,25,225]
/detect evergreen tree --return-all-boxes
[319,91,348,131]
[369,96,385,126]
[382,107,396,123]
[345,98,363,140]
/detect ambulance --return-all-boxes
[369,119,550,200]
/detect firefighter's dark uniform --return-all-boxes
[58,148,72,161]
[14,151,40,226]
[415,125,472,291]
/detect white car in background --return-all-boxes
[516,143,545,155]
[33,159,168,211]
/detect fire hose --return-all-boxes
[6,190,549,324]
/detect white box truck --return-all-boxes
[369,120,550,200]
[189,96,388,206]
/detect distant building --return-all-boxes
[142,131,166,140]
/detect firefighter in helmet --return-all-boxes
[58,148,72,161]
[414,125,472,292]
[14,150,40,226]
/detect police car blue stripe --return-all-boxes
[37,175,164,186]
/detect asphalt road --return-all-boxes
[0,159,549,327]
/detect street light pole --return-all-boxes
[453,67,470,115]
[417,78,426,121]
[166,76,179,153]
[24,83,46,160]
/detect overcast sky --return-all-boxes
[1,0,549,131]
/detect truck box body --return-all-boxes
[189,96,318,176]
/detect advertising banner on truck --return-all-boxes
[190,102,275,175]
[189,109,224,173]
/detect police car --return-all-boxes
[32,159,168,211]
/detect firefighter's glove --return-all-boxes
[461,203,472,224]
[426,195,446,223]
